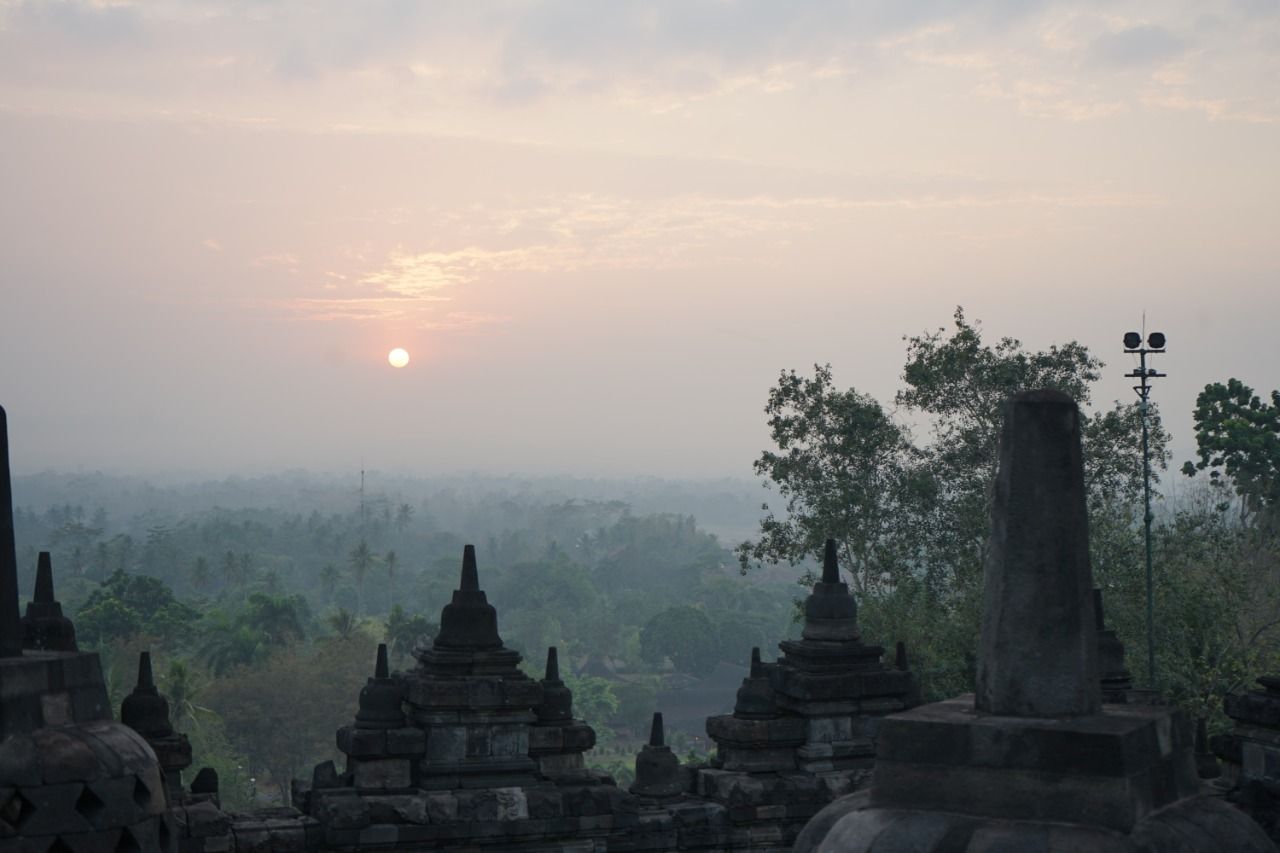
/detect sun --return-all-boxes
[387,347,410,368]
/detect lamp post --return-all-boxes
[1123,330,1166,688]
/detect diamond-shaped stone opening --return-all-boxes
[0,790,36,833]
[47,839,74,853]
[75,784,106,826]
[115,827,141,853]
[132,777,151,809]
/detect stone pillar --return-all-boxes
[0,405,22,658]
[21,551,78,651]
[976,389,1100,718]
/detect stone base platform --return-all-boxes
[793,696,1276,852]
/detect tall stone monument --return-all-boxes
[795,390,1275,852]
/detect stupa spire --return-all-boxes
[545,646,561,682]
[34,552,54,603]
[0,406,21,657]
[649,711,665,747]
[821,538,840,584]
[460,544,479,591]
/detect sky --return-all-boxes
[1,0,1277,482]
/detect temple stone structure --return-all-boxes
[692,540,917,851]
[1214,674,1280,842]
[794,390,1275,853]
[121,652,194,807]
[21,551,77,652]
[528,647,600,783]
[0,405,175,853]
[300,547,645,852]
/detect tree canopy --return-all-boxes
[1183,378,1280,522]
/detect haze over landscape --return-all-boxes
[2,1,1277,479]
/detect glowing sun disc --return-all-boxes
[388,348,410,368]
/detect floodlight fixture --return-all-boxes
[1147,332,1166,350]
[1124,332,1142,350]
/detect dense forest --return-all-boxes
[10,310,1279,814]
[11,474,797,806]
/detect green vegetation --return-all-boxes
[13,308,1279,799]
[738,308,1280,730]
[14,483,792,804]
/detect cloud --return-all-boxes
[1089,24,1186,68]
[280,186,1160,327]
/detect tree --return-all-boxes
[319,563,341,602]
[640,606,720,677]
[1183,378,1280,522]
[384,550,398,601]
[190,556,211,591]
[395,503,414,535]
[738,308,1167,698]
[349,540,373,614]
[76,569,200,647]
[734,364,923,595]
[240,593,307,647]
[384,605,435,660]
[326,607,360,641]
[204,635,378,805]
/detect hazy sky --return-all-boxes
[1,1,1277,481]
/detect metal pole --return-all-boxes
[1139,354,1155,686]
[1124,331,1165,691]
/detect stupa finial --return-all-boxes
[821,538,840,584]
[649,711,665,747]
[34,552,54,603]
[461,544,479,592]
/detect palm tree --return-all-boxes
[221,551,238,586]
[191,556,211,591]
[349,540,373,615]
[326,607,358,641]
[319,563,341,602]
[161,659,213,732]
[384,550,397,602]
[394,503,414,536]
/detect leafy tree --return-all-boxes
[1183,378,1280,522]
[384,605,435,660]
[734,364,923,595]
[240,592,307,647]
[738,308,1168,698]
[562,670,619,732]
[204,635,378,805]
[640,606,720,677]
[76,569,200,647]
[76,597,142,646]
